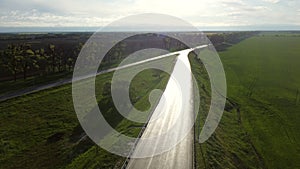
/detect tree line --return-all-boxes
[207,31,259,51]
[0,32,258,82]
[0,43,83,81]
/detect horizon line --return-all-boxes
[0,26,300,33]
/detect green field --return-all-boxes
[190,50,267,169]
[193,33,300,169]
[0,56,175,169]
[221,34,300,169]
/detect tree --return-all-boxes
[48,44,56,73]
[3,44,20,81]
[56,47,64,72]
[0,50,6,77]
[18,44,35,80]
[71,43,83,70]
[35,48,50,75]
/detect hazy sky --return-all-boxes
[0,0,299,30]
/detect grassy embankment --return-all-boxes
[191,33,300,169]
[0,55,176,169]
[0,72,72,96]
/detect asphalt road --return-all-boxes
[126,48,199,169]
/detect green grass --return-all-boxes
[191,33,300,169]
[0,55,176,169]
[190,52,264,169]
[219,34,300,169]
[0,72,73,96]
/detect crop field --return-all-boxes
[220,33,300,169]
[190,32,300,169]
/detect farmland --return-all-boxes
[192,33,300,169]
[220,33,300,169]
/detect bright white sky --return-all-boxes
[0,0,299,30]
